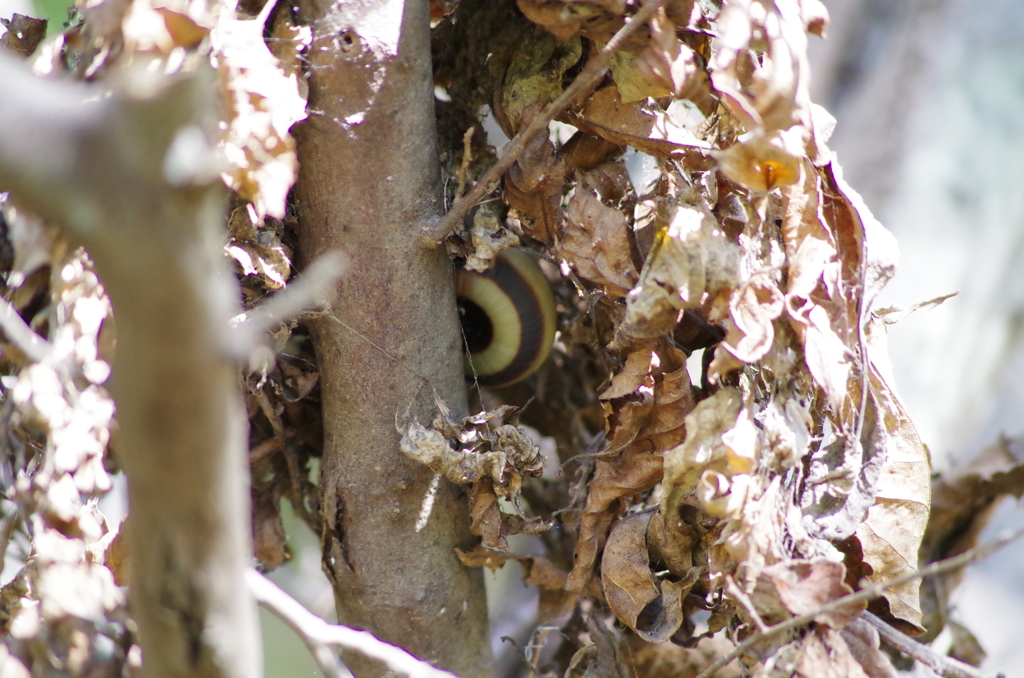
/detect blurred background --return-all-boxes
[2,0,1023,675]
[808,1,1024,672]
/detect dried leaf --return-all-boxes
[645,502,698,580]
[617,197,739,347]
[500,31,581,134]
[919,436,1024,638]
[252,484,287,571]
[455,544,511,571]
[562,131,626,175]
[799,391,886,542]
[459,204,520,272]
[662,387,748,512]
[212,7,308,218]
[504,133,565,243]
[567,85,715,167]
[563,171,639,297]
[635,10,701,101]
[564,347,693,593]
[853,379,930,634]
[609,50,672,103]
[752,559,864,629]
[470,478,505,549]
[714,132,801,192]
[567,449,661,592]
[516,0,618,43]
[845,285,930,635]
[400,400,548,549]
[784,625,874,678]
[716,272,784,365]
[709,0,811,133]
[1,14,47,58]
[946,620,987,668]
[602,511,687,642]
[839,618,899,678]
[520,555,577,622]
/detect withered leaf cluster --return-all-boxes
[0,207,128,676]
[426,0,977,675]
[401,398,549,550]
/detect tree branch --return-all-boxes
[0,295,51,362]
[0,51,261,678]
[232,250,347,353]
[247,570,461,678]
[862,611,994,678]
[418,0,667,247]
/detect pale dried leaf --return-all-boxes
[563,176,639,297]
[617,199,739,347]
[717,272,784,365]
[609,50,671,103]
[753,559,864,628]
[567,85,715,166]
[709,0,811,133]
[636,10,700,100]
[505,134,565,244]
[714,132,801,193]
[212,7,308,218]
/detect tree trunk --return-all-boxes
[292,2,492,677]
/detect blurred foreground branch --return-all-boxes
[247,570,461,678]
[0,50,260,678]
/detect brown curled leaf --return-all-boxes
[470,478,506,550]
[1,14,47,58]
[251,483,288,571]
[919,435,1024,640]
[751,559,864,629]
[562,168,639,297]
[504,133,565,244]
[635,9,701,100]
[567,449,662,593]
[562,132,626,175]
[602,511,687,643]
[566,85,715,167]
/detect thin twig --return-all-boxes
[232,250,347,352]
[246,569,461,678]
[694,526,1024,678]
[0,296,51,362]
[248,435,285,464]
[419,0,667,247]
[862,611,994,678]
[724,574,769,634]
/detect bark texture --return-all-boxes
[291,1,492,677]
[0,55,260,678]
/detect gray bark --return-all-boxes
[291,1,492,676]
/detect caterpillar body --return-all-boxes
[454,249,556,387]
